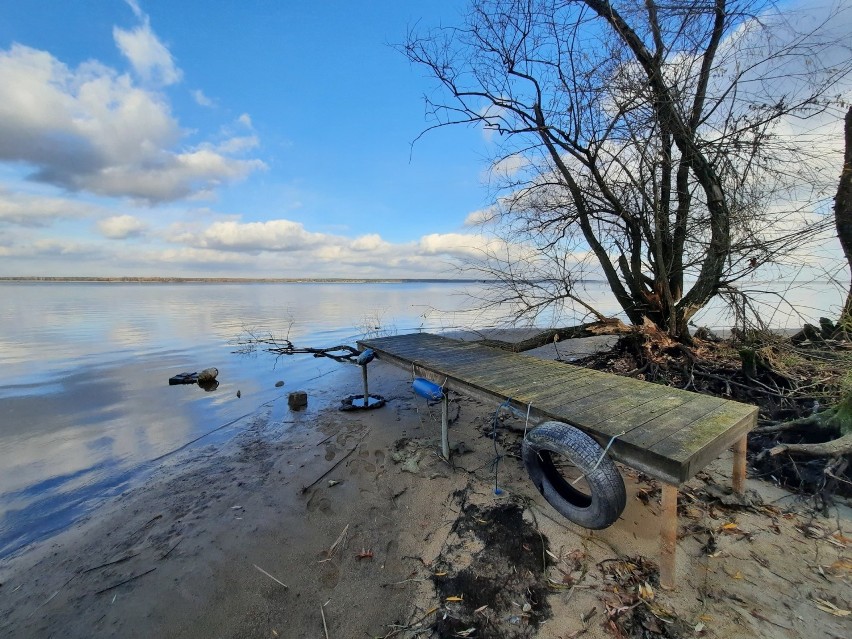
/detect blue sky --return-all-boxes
[1,1,849,281]
[0,0,495,277]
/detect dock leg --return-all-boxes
[441,393,450,460]
[732,435,747,494]
[361,365,370,408]
[660,483,678,589]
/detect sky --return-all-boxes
[0,1,849,280]
[0,0,497,278]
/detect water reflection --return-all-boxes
[0,279,840,558]
[0,282,506,558]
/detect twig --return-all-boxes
[381,578,428,587]
[95,568,156,595]
[301,430,370,493]
[319,524,349,562]
[320,603,330,639]
[253,564,289,589]
[315,433,336,446]
[82,552,141,573]
[131,514,162,535]
[160,537,183,560]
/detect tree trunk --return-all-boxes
[836,107,852,323]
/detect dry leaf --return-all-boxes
[829,559,852,573]
[446,596,464,602]
[830,531,851,547]
[638,581,655,600]
[813,597,851,617]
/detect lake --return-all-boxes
[0,278,844,558]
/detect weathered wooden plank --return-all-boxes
[621,395,728,450]
[534,375,630,415]
[567,383,678,427]
[651,402,758,478]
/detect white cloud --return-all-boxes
[351,234,389,251]
[0,237,99,258]
[177,219,325,253]
[464,207,497,227]
[237,113,253,129]
[113,18,181,87]
[211,136,259,154]
[191,89,214,107]
[418,232,495,259]
[489,154,527,179]
[0,44,264,203]
[0,187,101,227]
[123,0,144,20]
[155,213,506,273]
[96,214,148,239]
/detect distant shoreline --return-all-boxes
[0,276,486,284]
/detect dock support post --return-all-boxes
[660,483,678,589]
[732,435,747,495]
[441,393,450,460]
[361,365,370,408]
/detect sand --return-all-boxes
[0,338,850,639]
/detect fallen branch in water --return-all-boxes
[234,330,361,363]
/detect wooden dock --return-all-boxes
[358,332,759,586]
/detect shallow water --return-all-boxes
[0,278,843,558]
[0,281,507,558]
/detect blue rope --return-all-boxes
[490,397,513,495]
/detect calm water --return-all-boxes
[0,281,505,558]
[0,279,844,558]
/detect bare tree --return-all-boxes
[405,0,852,340]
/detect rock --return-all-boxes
[275,380,285,388]
[399,452,421,474]
[197,368,219,383]
[288,391,308,410]
[168,372,197,385]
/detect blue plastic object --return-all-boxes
[356,349,375,366]
[412,377,444,401]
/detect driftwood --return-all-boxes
[472,319,631,352]
[236,334,362,364]
[765,392,852,457]
[770,432,852,457]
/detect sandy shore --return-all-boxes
[1,338,850,638]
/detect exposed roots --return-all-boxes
[571,324,852,498]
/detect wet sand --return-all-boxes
[1,339,849,638]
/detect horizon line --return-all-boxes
[0,276,491,284]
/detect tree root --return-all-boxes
[770,432,852,457]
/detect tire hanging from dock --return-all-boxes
[522,421,626,529]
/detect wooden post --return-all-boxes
[441,393,450,460]
[660,483,678,589]
[732,435,747,494]
[361,365,370,408]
